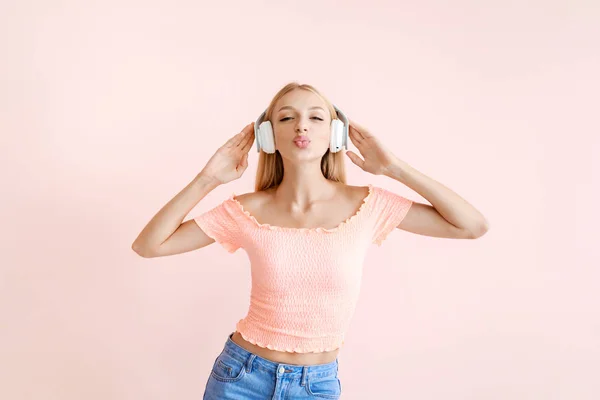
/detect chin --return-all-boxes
[279,148,325,161]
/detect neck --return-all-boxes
[274,158,338,209]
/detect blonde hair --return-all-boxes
[254,82,347,192]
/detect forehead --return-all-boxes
[274,89,327,112]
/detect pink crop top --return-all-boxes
[193,184,413,353]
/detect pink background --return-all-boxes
[2,1,598,399]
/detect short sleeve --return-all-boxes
[193,198,242,253]
[370,186,413,246]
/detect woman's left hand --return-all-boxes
[345,119,399,176]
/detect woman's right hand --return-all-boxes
[199,122,255,185]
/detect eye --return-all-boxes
[279,117,324,122]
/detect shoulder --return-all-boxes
[344,183,372,204]
[231,188,274,212]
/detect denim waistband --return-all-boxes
[222,332,338,379]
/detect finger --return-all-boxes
[236,122,256,148]
[345,150,365,170]
[349,126,363,145]
[349,125,365,141]
[239,138,254,155]
[239,152,248,168]
[226,123,253,148]
[241,122,255,136]
[225,132,245,148]
[349,119,370,138]
[239,128,255,151]
[224,134,240,148]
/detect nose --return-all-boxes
[295,121,308,133]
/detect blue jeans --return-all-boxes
[202,332,342,399]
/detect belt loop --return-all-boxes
[301,366,308,386]
[245,354,255,373]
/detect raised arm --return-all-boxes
[131,174,221,257]
[132,122,255,257]
[345,119,489,240]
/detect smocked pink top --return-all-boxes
[193,184,413,353]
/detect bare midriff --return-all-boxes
[230,331,340,366]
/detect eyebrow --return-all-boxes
[277,106,325,113]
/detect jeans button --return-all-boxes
[278,366,285,374]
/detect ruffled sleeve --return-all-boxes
[193,198,243,253]
[369,186,413,246]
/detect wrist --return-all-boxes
[194,173,222,188]
[384,158,411,181]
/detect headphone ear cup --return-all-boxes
[330,119,344,153]
[258,121,276,154]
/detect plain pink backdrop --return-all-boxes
[1,1,598,399]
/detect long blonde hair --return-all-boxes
[254,82,347,192]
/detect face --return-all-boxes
[271,89,332,160]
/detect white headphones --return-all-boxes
[254,104,349,154]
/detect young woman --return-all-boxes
[132,82,489,399]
